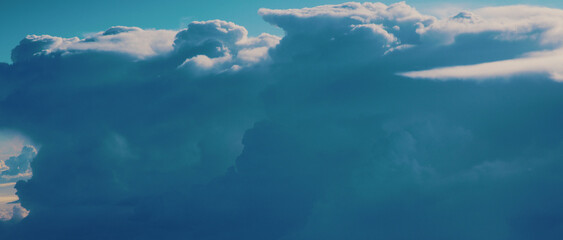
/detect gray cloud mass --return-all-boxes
[1,2,563,239]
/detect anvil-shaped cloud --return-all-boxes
[402,5,563,80]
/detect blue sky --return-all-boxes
[2,0,563,63]
[2,1,563,239]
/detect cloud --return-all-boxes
[174,20,280,73]
[259,2,435,61]
[0,204,29,222]
[1,2,563,240]
[0,182,28,222]
[0,145,35,222]
[401,48,563,81]
[0,131,27,161]
[258,2,433,26]
[418,5,563,45]
[11,28,177,62]
[403,4,563,81]
[1,146,36,181]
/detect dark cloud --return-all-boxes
[1,2,563,239]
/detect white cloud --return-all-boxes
[258,2,433,23]
[12,20,281,75]
[180,52,233,71]
[0,182,26,222]
[237,47,270,63]
[0,204,29,222]
[259,2,434,47]
[0,144,36,213]
[396,5,563,81]
[236,33,281,48]
[10,3,563,81]
[351,24,397,43]
[0,131,29,169]
[401,48,563,81]
[174,20,248,49]
[175,20,280,73]
[0,183,15,189]
[418,5,563,45]
[12,28,177,62]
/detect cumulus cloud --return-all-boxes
[2,2,563,240]
[11,28,177,62]
[0,145,35,222]
[0,181,28,222]
[174,20,280,73]
[1,146,36,181]
[419,5,563,45]
[259,2,433,27]
[259,2,434,61]
[405,4,563,81]
[11,20,280,74]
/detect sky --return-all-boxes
[2,0,563,63]
[2,1,563,239]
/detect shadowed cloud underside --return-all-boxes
[1,2,563,239]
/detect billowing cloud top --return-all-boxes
[2,2,563,239]
[259,2,433,57]
[11,28,177,62]
[10,20,280,74]
[405,4,563,80]
[174,20,280,72]
[10,2,563,80]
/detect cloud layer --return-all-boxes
[1,2,563,239]
[403,4,563,80]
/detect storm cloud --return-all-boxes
[1,2,563,239]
